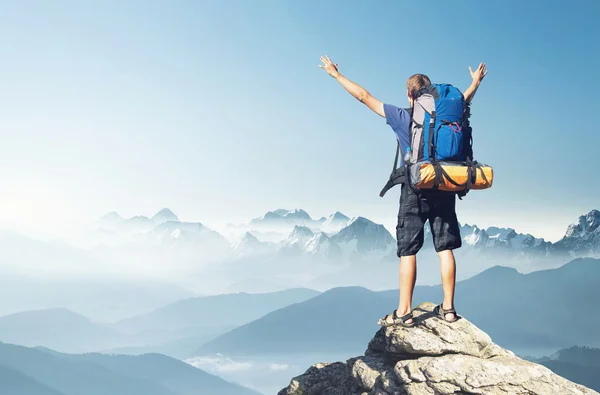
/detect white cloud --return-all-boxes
[186,355,254,373]
[269,363,289,371]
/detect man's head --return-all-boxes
[406,73,431,106]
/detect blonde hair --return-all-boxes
[406,74,431,98]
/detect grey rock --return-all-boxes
[278,361,362,395]
[279,302,598,395]
[368,303,514,361]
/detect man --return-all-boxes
[319,56,488,326]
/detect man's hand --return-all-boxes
[319,55,385,117]
[464,62,488,103]
[469,63,488,86]
[319,55,341,79]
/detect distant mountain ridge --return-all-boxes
[529,346,600,392]
[112,288,320,334]
[556,209,600,255]
[249,209,319,229]
[459,223,554,256]
[149,221,230,250]
[91,208,396,262]
[321,211,350,234]
[0,342,259,395]
[331,217,395,256]
[196,258,600,357]
[0,308,119,353]
[93,208,600,261]
[0,364,66,395]
[78,207,600,292]
[151,208,180,225]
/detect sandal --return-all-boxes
[377,309,415,327]
[434,303,458,323]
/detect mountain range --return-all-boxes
[532,346,600,392]
[10,207,594,296]
[0,342,259,395]
[0,269,194,322]
[112,288,319,334]
[195,258,600,358]
[50,207,593,293]
[0,288,319,358]
[91,208,600,261]
[0,308,119,353]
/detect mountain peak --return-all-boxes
[266,209,311,219]
[97,212,125,230]
[233,231,267,253]
[331,217,394,254]
[320,211,351,234]
[347,216,374,227]
[486,226,517,239]
[153,221,206,232]
[330,211,348,219]
[250,209,313,227]
[278,302,595,395]
[99,211,123,223]
[151,208,179,224]
[560,210,600,256]
[127,215,152,221]
[284,209,311,220]
[271,209,292,216]
[242,231,259,241]
[290,225,314,238]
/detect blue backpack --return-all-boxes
[380,83,474,197]
[406,83,471,164]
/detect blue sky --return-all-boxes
[1,0,599,241]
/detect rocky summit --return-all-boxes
[278,302,597,395]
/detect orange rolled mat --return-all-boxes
[411,161,494,192]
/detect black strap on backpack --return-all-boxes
[428,110,437,163]
[379,139,406,197]
[462,103,474,162]
[379,107,414,197]
[457,102,474,199]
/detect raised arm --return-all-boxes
[463,63,488,103]
[319,56,385,118]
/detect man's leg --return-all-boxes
[397,254,417,322]
[429,193,461,321]
[438,249,456,321]
[382,185,426,325]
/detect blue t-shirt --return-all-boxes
[384,104,411,165]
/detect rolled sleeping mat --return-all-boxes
[409,161,494,192]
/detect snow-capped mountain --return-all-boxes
[276,208,312,221]
[461,224,486,247]
[321,211,350,234]
[151,208,180,225]
[116,216,156,233]
[249,209,322,230]
[486,227,547,250]
[98,212,123,230]
[330,216,395,258]
[88,207,600,269]
[74,207,600,293]
[305,232,342,258]
[149,221,230,250]
[97,211,166,234]
[555,209,600,256]
[277,218,394,260]
[285,225,315,249]
[461,225,550,251]
[233,232,273,256]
